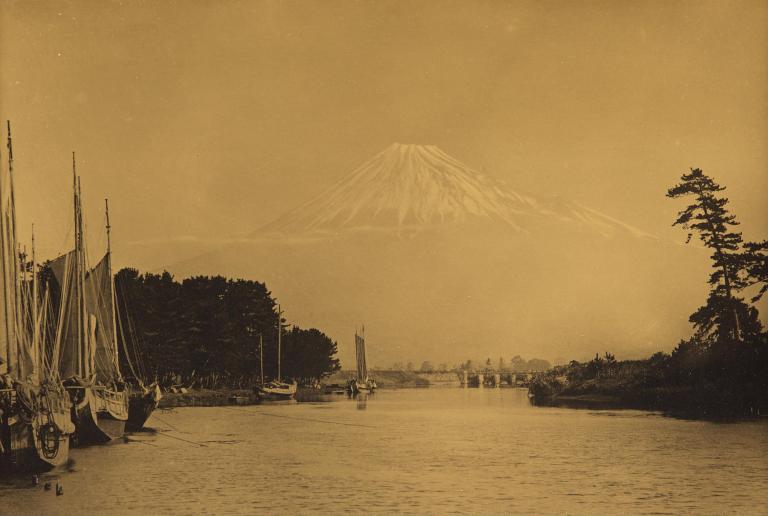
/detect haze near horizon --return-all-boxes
[1,0,766,367]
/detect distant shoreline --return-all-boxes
[528,378,768,420]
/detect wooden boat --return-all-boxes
[258,380,297,401]
[1,380,74,472]
[0,122,74,472]
[255,306,297,401]
[50,157,129,445]
[65,379,127,443]
[126,383,162,431]
[347,326,376,394]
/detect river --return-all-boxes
[2,388,767,515]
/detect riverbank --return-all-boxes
[528,351,768,419]
[159,388,260,408]
[157,371,433,408]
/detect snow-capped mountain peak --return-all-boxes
[257,143,654,239]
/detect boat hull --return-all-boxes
[126,385,162,432]
[258,382,297,401]
[1,385,74,472]
[347,379,376,395]
[72,386,129,445]
[5,419,71,472]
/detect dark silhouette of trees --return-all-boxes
[667,168,747,341]
[281,326,341,381]
[108,270,340,388]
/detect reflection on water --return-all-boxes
[2,388,767,515]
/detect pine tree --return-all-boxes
[742,240,768,302]
[667,169,746,341]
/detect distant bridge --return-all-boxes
[413,370,536,387]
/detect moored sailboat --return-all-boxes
[99,199,163,432]
[348,326,376,395]
[257,305,297,401]
[50,156,129,445]
[0,122,74,472]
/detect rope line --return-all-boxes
[152,429,208,447]
[221,406,376,429]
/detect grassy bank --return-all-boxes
[158,387,337,407]
[528,345,768,419]
[159,389,260,408]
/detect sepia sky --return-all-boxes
[1,0,767,362]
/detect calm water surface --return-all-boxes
[2,388,767,515]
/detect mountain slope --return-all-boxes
[258,143,655,240]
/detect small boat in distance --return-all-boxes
[258,380,297,401]
[256,306,297,401]
[348,326,376,395]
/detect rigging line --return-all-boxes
[115,279,144,379]
[113,277,140,372]
[152,429,208,447]
[147,413,186,433]
[115,298,141,381]
[220,406,376,429]
[124,437,158,447]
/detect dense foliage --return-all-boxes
[112,269,340,388]
[530,169,768,417]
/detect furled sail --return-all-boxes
[355,330,367,382]
[49,250,82,379]
[84,253,119,383]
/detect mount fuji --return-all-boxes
[166,144,706,367]
[259,143,655,240]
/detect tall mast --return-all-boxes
[277,304,282,382]
[73,153,86,378]
[105,198,120,376]
[0,123,11,374]
[31,225,39,380]
[77,176,93,377]
[259,333,264,385]
[6,121,22,378]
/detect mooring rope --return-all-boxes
[151,413,186,433]
[221,406,376,429]
[152,429,208,447]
